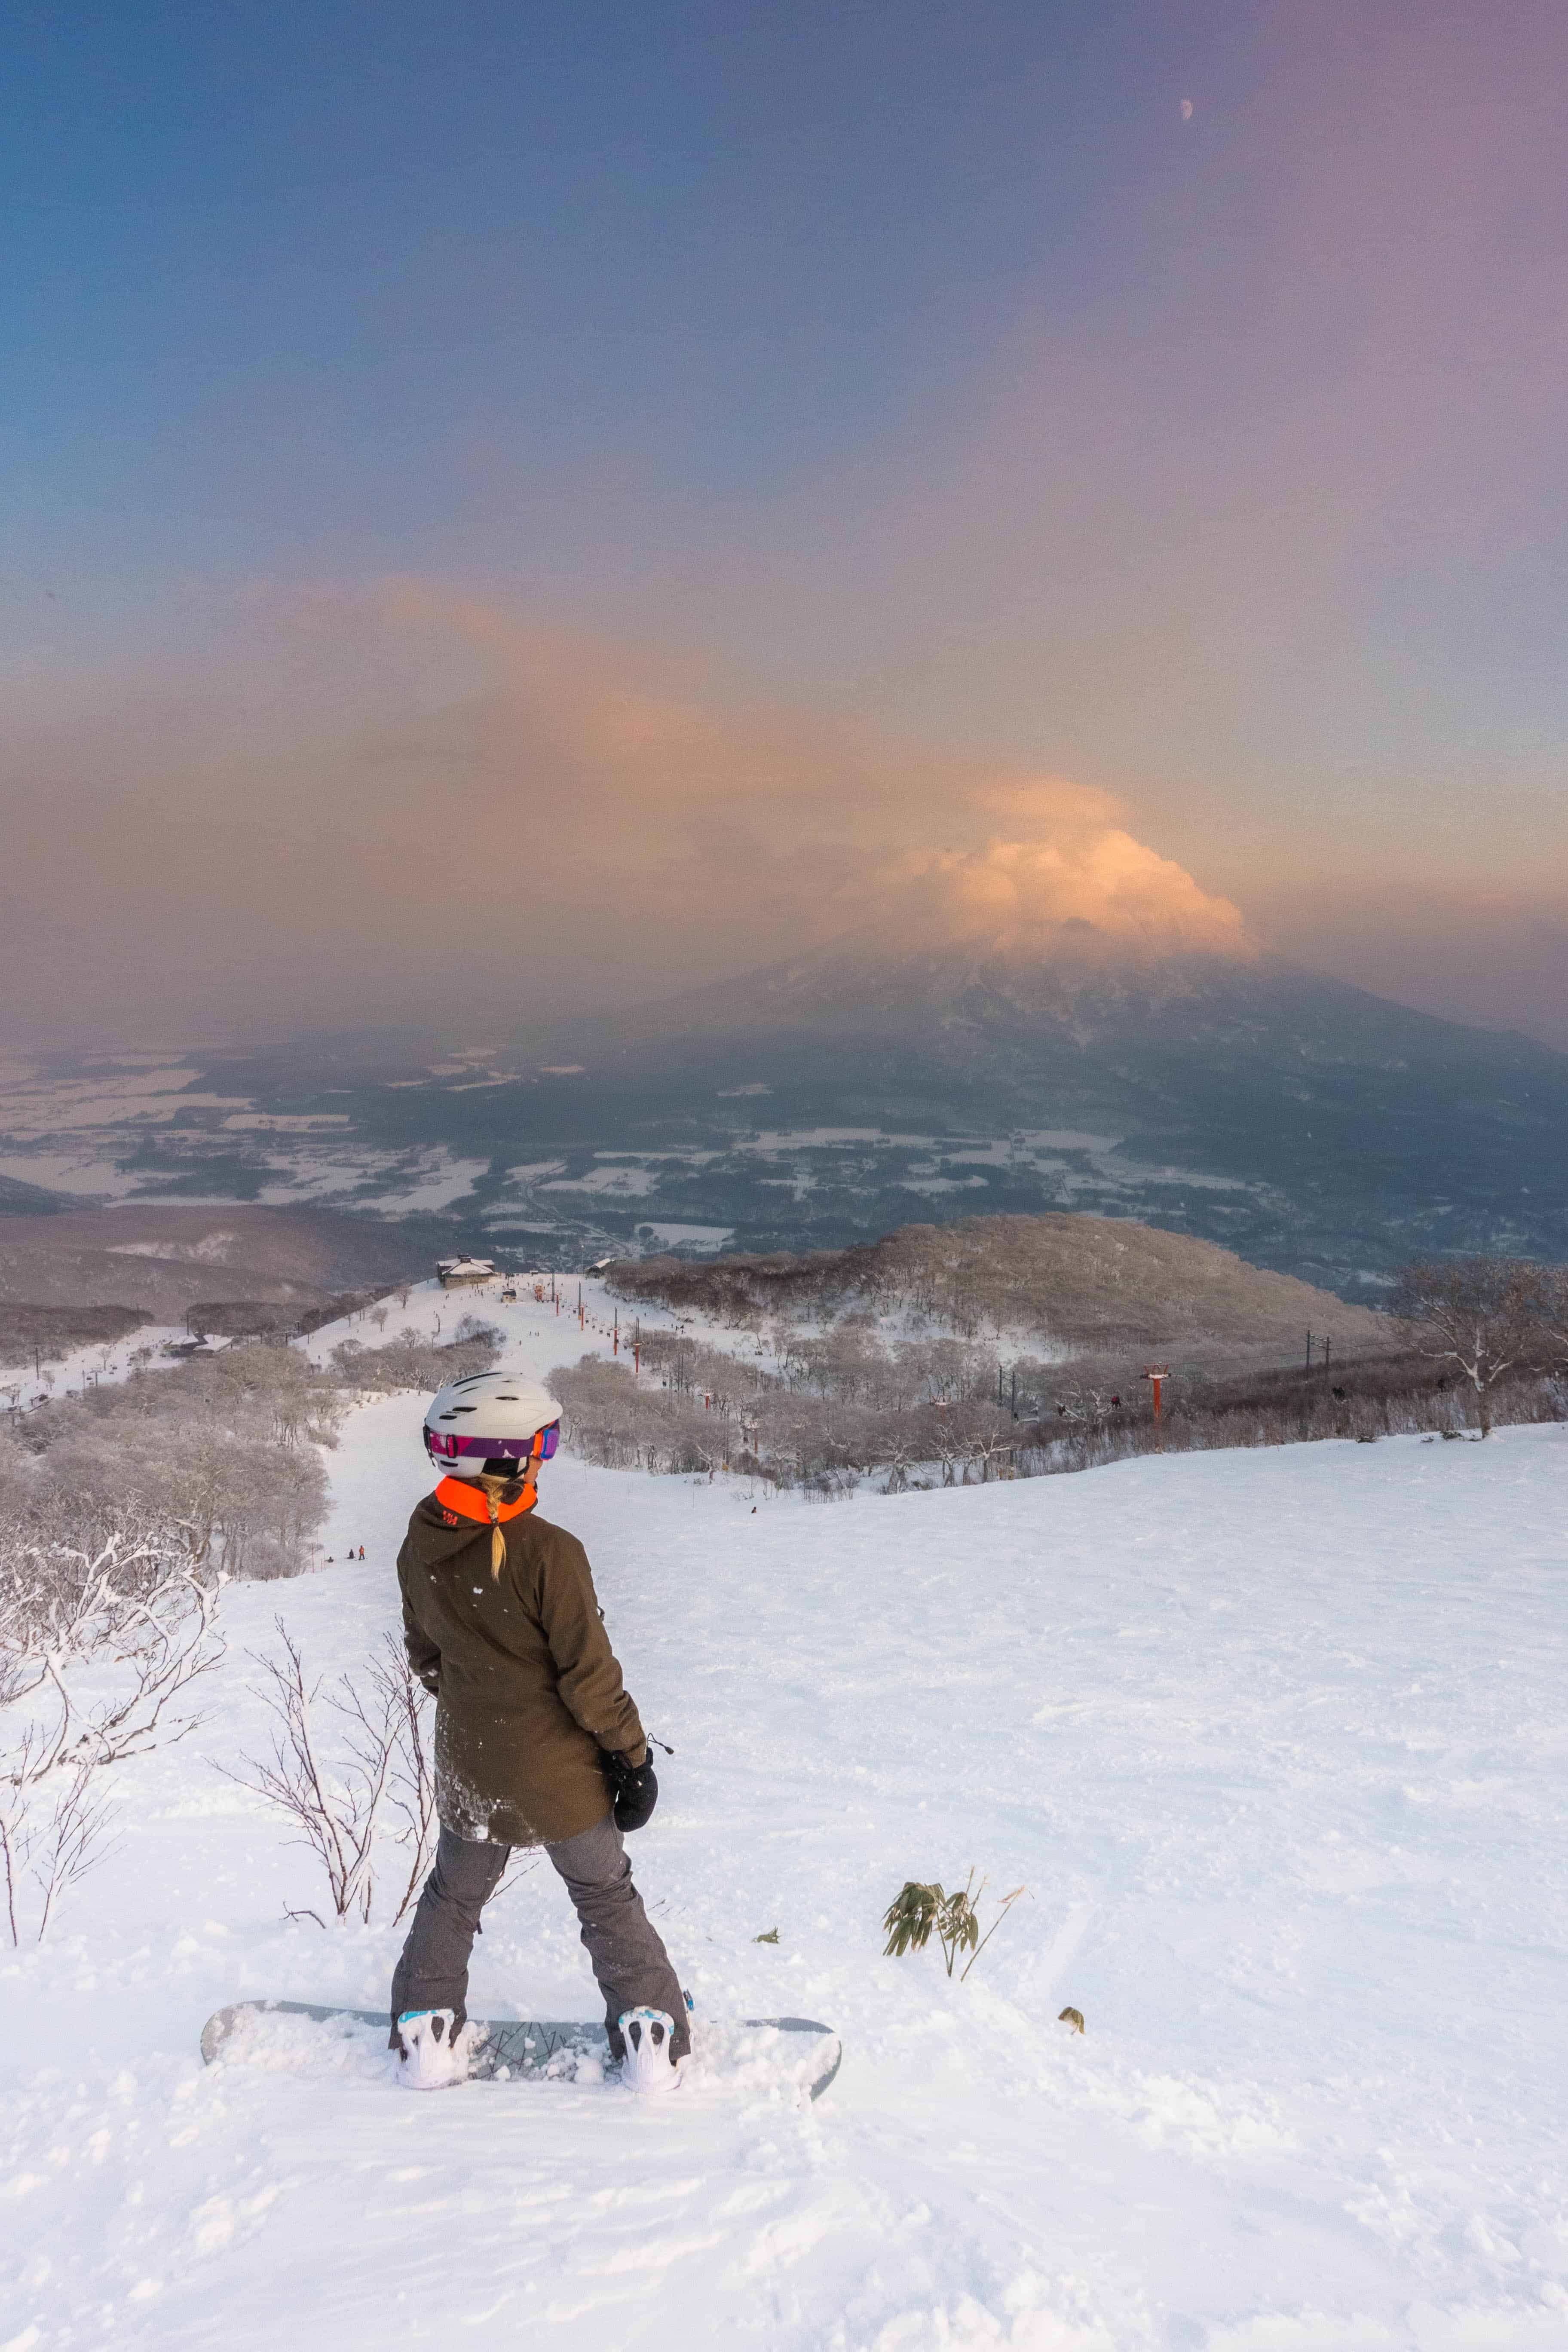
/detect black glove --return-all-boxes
[600,1747,658,1833]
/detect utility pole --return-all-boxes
[1143,1363,1170,1452]
[1305,1330,1313,1370]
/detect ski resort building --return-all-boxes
[435,1256,496,1289]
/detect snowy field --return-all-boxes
[3,1307,1568,2346]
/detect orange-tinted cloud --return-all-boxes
[858,774,1253,957]
[0,583,1251,1041]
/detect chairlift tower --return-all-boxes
[1143,1363,1171,1451]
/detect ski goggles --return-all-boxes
[424,1421,560,1464]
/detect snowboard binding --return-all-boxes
[618,2006,682,2094]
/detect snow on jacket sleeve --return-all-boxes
[397,1537,443,1695]
[533,1529,647,1764]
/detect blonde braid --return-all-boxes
[478,1472,510,1577]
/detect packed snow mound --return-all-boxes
[3,1373,1568,2347]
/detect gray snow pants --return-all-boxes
[389,1813,688,2062]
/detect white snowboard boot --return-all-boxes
[395,2008,470,2091]
[618,2006,682,2094]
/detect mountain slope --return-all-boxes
[524,939,1568,1283]
[610,1210,1390,1360]
[0,1204,428,1324]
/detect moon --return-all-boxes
[1180,98,1194,120]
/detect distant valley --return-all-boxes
[3,940,1564,1298]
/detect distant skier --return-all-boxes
[390,1371,685,2093]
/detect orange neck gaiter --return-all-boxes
[435,1473,537,1575]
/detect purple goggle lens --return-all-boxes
[426,1422,560,1463]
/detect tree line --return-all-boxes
[1,1320,499,1583]
[554,1255,1568,1494]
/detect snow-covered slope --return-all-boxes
[4,1327,1568,2346]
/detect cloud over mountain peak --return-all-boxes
[851,777,1254,960]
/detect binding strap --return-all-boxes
[434,1474,537,1576]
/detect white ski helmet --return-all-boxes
[423,1372,563,1479]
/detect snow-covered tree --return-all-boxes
[1392,1256,1553,1438]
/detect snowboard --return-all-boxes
[200,2000,842,2101]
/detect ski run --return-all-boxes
[4,1279,1568,2350]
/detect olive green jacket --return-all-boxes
[397,1492,647,1848]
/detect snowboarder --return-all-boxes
[390,1371,685,2093]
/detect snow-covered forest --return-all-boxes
[2,1276,1567,2347]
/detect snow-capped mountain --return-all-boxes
[519,937,1568,1285]
[3,939,1563,1294]
[547,934,1558,1108]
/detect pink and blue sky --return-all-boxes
[3,3,1566,1042]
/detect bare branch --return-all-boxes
[220,1623,416,1925]
[372,1635,439,1924]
